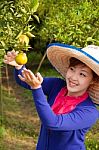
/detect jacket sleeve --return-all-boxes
[14,66,32,90]
[32,87,99,131]
[14,67,65,95]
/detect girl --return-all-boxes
[4,43,99,150]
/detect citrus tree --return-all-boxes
[33,0,99,53]
[0,0,39,66]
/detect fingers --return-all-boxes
[18,69,31,81]
[3,50,18,65]
[11,50,19,56]
[7,50,18,58]
[36,72,43,83]
[18,68,43,89]
[22,69,39,84]
[4,50,18,60]
[22,69,32,81]
[3,53,12,64]
[18,74,26,81]
[3,59,9,65]
[25,69,37,80]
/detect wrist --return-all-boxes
[31,85,41,90]
[15,65,23,70]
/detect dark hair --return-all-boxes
[69,57,99,82]
[69,57,85,67]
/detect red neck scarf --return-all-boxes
[51,87,88,114]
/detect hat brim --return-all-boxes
[47,43,99,104]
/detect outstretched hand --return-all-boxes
[18,68,43,89]
[3,50,23,69]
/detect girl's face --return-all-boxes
[65,64,93,97]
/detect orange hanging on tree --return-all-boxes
[15,33,30,65]
[18,34,29,46]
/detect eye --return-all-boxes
[80,73,86,77]
[69,67,75,71]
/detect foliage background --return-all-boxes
[32,0,99,54]
[0,0,99,63]
[0,0,39,66]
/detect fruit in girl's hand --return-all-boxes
[15,52,28,65]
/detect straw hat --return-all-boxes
[47,43,99,104]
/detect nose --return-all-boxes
[70,72,78,81]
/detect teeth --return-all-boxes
[69,81,77,86]
[70,83,75,86]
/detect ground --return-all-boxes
[1,65,40,150]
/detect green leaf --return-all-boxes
[86,37,93,42]
[26,32,35,38]
[31,0,39,13]
[33,14,40,23]
[1,41,6,47]
[16,30,23,39]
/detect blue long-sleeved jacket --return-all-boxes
[14,67,98,150]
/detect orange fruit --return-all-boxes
[19,34,29,46]
[15,52,28,65]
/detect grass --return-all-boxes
[0,63,99,150]
[0,86,39,150]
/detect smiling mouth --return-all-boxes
[68,80,78,87]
